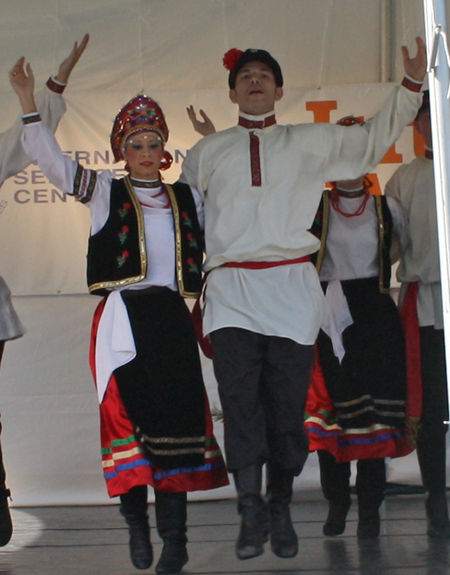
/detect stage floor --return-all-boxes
[1,491,449,575]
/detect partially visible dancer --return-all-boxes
[304,116,413,539]
[385,91,450,539]
[11,67,228,572]
[0,34,89,547]
[182,41,426,560]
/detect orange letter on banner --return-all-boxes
[306,101,337,123]
[380,144,403,164]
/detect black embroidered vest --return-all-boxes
[87,177,204,297]
[309,190,393,293]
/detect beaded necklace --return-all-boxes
[330,186,370,218]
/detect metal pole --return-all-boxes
[423,0,450,418]
[380,0,396,83]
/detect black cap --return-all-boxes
[228,49,283,89]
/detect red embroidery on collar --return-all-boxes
[238,115,276,130]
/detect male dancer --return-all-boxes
[385,91,450,538]
[181,40,426,559]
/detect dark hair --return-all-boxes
[415,90,430,120]
[228,49,283,89]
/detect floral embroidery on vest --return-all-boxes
[118,202,131,220]
[117,225,129,245]
[181,211,193,228]
[117,250,130,268]
[186,258,199,274]
[186,233,198,249]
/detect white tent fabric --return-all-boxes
[0,0,447,505]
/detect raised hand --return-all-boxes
[55,33,89,84]
[186,105,216,137]
[9,57,37,114]
[402,36,427,82]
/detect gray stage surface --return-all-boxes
[1,491,449,575]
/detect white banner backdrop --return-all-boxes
[0,83,438,506]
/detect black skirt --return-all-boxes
[114,287,206,469]
[317,277,407,430]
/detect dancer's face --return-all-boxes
[415,109,432,149]
[229,61,283,116]
[123,131,164,180]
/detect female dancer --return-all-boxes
[305,116,414,538]
[11,73,228,572]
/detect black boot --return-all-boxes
[155,491,188,574]
[417,326,450,538]
[0,439,12,547]
[417,433,450,538]
[318,451,351,537]
[0,488,12,547]
[356,458,385,540]
[323,502,351,537]
[234,460,269,560]
[357,507,380,539]
[120,486,153,570]
[266,464,298,558]
[425,494,450,538]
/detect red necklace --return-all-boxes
[330,187,370,218]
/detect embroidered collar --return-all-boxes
[238,114,276,130]
[130,178,162,189]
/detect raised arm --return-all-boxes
[323,38,426,183]
[0,35,89,187]
[9,57,37,115]
[186,105,216,137]
[402,36,427,82]
[54,33,89,85]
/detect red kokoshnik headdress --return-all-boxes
[110,94,171,166]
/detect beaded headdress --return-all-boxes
[110,94,169,163]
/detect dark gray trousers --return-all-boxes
[210,327,314,473]
[417,327,449,498]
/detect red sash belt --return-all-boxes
[221,255,311,269]
[192,256,310,359]
[400,282,422,417]
[400,282,423,446]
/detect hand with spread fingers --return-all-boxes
[9,57,36,114]
[186,105,216,137]
[402,36,427,82]
[55,33,90,84]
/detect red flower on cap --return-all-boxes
[223,48,244,71]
